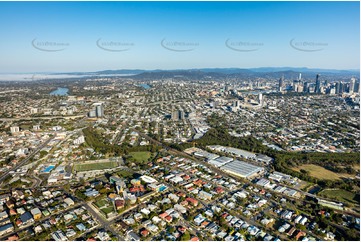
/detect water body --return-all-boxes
[0,73,137,81]
[139,84,151,89]
[42,165,55,173]
[50,87,69,96]
[308,185,321,194]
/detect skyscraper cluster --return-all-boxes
[280,74,360,95]
[171,109,185,121]
[88,104,104,118]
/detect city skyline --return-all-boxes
[0,1,359,72]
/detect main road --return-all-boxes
[61,185,126,241]
[82,202,125,241]
[0,136,53,182]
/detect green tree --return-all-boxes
[181,231,191,241]
[168,227,176,233]
[39,150,48,158]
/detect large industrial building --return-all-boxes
[220,160,264,179]
[208,156,233,167]
[207,145,257,159]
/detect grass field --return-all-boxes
[101,206,114,215]
[74,161,118,172]
[319,189,359,205]
[292,164,342,181]
[129,151,152,163]
[94,199,108,208]
[117,169,134,178]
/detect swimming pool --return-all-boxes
[42,165,55,173]
[159,185,168,192]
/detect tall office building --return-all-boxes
[298,73,302,81]
[349,78,356,93]
[258,93,264,106]
[179,110,185,120]
[315,74,321,93]
[171,109,179,121]
[335,82,340,94]
[303,82,309,93]
[95,105,104,117]
[354,79,360,93]
[278,76,284,92]
[10,126,20,134]
[233,100,240,108]
[293,80,303,92]
[339,82,345,94]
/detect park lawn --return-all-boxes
[101,206,114,214]
[94,199,108,208]
[74,161,118,172]
[117,169,134,178]
[129,151,152,163]
[318,189,359,205]
[291,164,342,181]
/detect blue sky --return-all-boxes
[0,1,359,72]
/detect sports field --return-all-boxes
[74,161,118,172]
[129,151,152,163]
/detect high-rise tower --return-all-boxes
[315,74,321,93]
[278,76,284,92]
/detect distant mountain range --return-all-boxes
[2,67,357,82]
[42,67,357,82]
[58,67,359,76]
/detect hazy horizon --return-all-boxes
[0,66,360,75]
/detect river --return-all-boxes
[139,84,151,89]
[50,87,69,96]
